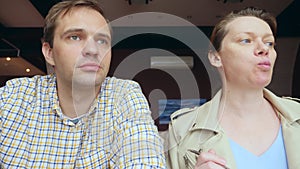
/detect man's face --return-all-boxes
[43,7,112,89]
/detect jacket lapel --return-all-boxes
[190,89,300,169]
[264,89,300,169]
[188,91,237,169]
[282,119,300,169]
[201,130,237,169]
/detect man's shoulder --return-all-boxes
[4,75,52,87]
[0,75,54,114]
[105,77,140,89]
[1,75,54,96]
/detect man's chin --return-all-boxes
[72,75,104,87]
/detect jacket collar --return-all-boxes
[190,88,300,132]
[189,90,222,132]
[263,88,300,123]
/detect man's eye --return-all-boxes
[97,39,108,45]
[69,35,80,41]
[240,39,251,44]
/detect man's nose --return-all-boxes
[82,38,99,57]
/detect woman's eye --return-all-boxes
[265,42,275,47]
[240,39,251,44]
[69,35,80,41]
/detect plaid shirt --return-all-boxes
[0,74,166,169]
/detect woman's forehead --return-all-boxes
[225,16,272,36]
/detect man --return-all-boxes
[0,0,166,168]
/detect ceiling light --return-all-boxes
[25,68,31,73]
[6,57,11,61]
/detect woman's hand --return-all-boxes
[194,149,228,169]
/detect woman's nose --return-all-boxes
[255,41,269,56]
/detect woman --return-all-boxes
[167,7,300,169]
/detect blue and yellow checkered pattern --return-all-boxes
[0,74,166,168]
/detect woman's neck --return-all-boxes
[219,86,266,117]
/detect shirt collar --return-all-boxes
[48,74,100,125]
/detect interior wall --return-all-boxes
[292,43,300,98]
[108,48,212,130]
[267,37,300,96]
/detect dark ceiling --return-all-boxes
[0,0,299,73]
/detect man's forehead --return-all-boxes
[55,8,111,37]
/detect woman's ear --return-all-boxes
[42,42,55,66]
[208,50,222,67]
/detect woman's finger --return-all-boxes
[194,149,227,168]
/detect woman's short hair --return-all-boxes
[210,7,277,52]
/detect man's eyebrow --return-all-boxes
[61,28,84,37]
[61,29,111,39]
[95,32,111,40]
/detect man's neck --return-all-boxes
[56,81,100,118]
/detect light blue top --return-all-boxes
[229,126,288,169]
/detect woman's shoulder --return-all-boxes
[170,100,212,124]
[264,89,300,108]
[169,102,213,139]
[281,96,300,104]
[170,107,199,121]
[279,96,300,115]
[168,107,199,143]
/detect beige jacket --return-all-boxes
[167,89,300,169]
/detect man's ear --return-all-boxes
[208,50,222,67]
[42,42,55,66]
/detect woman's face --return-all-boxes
[217,16,277,89]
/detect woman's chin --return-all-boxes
[256,79,272,88]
